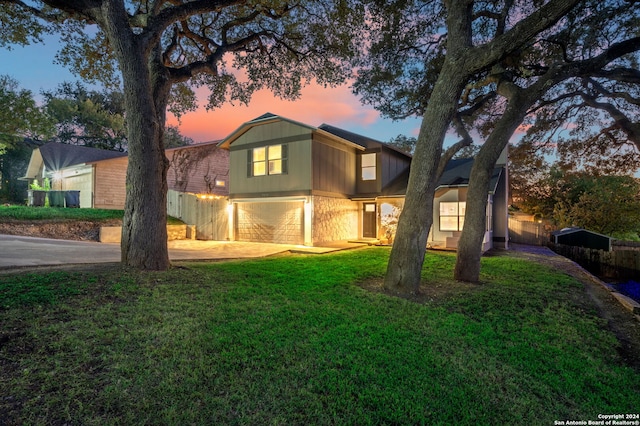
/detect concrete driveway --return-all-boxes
[0,234,360,269]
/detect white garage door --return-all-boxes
[236,201,304,245]
[64,172,93,208]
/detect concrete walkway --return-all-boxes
[0,234,365,269]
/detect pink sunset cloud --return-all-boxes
[167,82,381,142]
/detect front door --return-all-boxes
[363,203,377,238]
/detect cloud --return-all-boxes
[167,81,382,142]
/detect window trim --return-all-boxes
[439,201,466,232]
[361,152,377,181]
[248,144,288,177]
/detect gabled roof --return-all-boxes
[221,113,409,153]
[438,157,503,191]
[21,142,126,180]
[218,113,318,149]
[379,157,504,197]
[551,227,613,250]
[551,227,612,239]
[39,142,125,170]
[165,140,222,154]
[318,123,412,158]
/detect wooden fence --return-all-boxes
[612,240,640,251]
[508,217,552,246]
[167,190,228,241]
[550,243,640,280]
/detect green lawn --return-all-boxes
[1,248,638,425]
[0,205,183,224]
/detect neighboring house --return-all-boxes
[21,141,229,209]
[218,113,509,250]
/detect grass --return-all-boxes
[1,248,638,425]
[0,204,183,224]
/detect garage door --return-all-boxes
[64,172,93,208]
[236,201,304,245]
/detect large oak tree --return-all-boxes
[453,0,640,282]
[357,0,640,290]
[357,0,582,294]
[1,0,361,270]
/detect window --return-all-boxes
[268,145,282,174]
[215,179,226,187]
[440,201,466,231]
[249,144,287,177]
[252,147,266,176]
[361,153,376,181]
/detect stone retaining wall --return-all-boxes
[100,224,196,243]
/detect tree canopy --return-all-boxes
[43,82,128,151]
[0,0,363,270]
[0,75,53,153]
[354,0,587,292]
[354,0,640,288]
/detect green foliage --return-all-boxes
[29,177,50,191]
[163,125,194,148]
[0,205,125,221]
[511,140,640,237]
[0,139,34,203]
[1,249,638,424]
[553,174,640,235]
[0,205,184,224]
[0,75,54,153]
[387,134,416,155]
[0,2,50,48]
[22,1,364,114]
[43,82,128,151]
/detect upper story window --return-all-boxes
[440,201,466,231]
[250,144,287,177]
[361,153,376,181]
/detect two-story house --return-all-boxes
[219,113,508,249]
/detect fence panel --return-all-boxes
[550,243,640,280]
[508,217,551,246]
[167,190,228,241]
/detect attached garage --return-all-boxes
[62,168,93,208]
[235,201,304,245]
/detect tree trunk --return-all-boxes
[454,91,531,282]
[383,62,468,294]
[120,71,170,270]
[101,3,170,270]
[453,152,498,283]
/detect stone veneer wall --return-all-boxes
[312,195,359,244]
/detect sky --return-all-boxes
[0,34,423,144]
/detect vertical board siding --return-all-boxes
[508,217,552,246]
[312,141,356,195]
[167,190,228,240]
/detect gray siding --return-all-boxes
[381,150,411,187]
[229,121,313,196]
[312,134,357,196]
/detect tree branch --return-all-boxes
[3,0,93,23]
[437,114,474,179]
[471,0,581,72]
